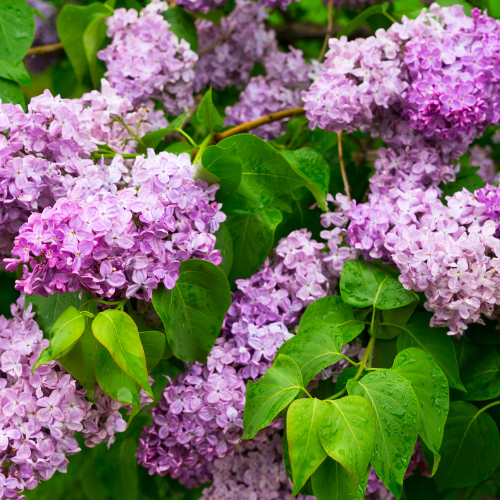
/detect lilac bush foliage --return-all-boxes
[98,1,198,115]
[6,150,224,301]
[469,145,497,183]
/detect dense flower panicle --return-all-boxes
[0,296,128,499]
[98,1,198,115]
[224,48,311,140]
[469,145,497,184]
[195,0,276,92]
[137,229,349,486]
[6,150,224,301]
[174,0,227,13]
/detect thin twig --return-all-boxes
[199,27,234,57]
[214,107,305,142]
[26,42,64,56]
[318,0,335,62]
[338,130,351,201]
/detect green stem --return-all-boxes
[384,11,398,24]
[343,356,360,366]
[176,129,198,148]
[112,116,147,150]
[303,388,313,399]
[91,152,141,160]
[478,400,500,416]
[90,298,127,310]
[193,133,213,164]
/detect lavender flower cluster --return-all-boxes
[6,150,224,301]
[136,228,358,486]
[0,296,128,499]
[98,1,198,115]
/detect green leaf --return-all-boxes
[199,143,242,198]
[0,77,24,107]
[319,395,376,487]
[347,370,419,497]
[298,296,365,343]
[193,9,225,24]
[217,134,306,216]
[0,59,30,86]
[196,88,223,134]
[25,291,87,337]
[312,458,368,500]
[94,346,141,407]
[458,348,500,401]
[277,323,344,387]
[92,309,152,398]
[337,2,390,38]
[392,348,449,457]
[287,398,329,496]
[83,13,107,89]
[0,271,20,319]
[34,306,86,369]
[397,313,465,391]
[136,112,189,154]
[441,165,484,198]
[340,260,417,311]
[226,207,283,283]
[139,330,166,373]
[152,259,231,362]
[162,7,198,52]
[378,301,417,340]
[57,2,112,83]
[283,409,293,480]
[0,0,35,63]
[57,299,100,399]
[434,401,500,491]
[243,354,303,439]
[213,222,233,277]
[281,148,330,212]
[335,366,365,394]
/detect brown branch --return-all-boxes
[214,107,305,142]
[338,130,351,201]
[319,0,335,62]
[26,42,64,57]
[199,27,234,57]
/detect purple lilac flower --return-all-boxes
[195,0,277,92]
[224,47,311,140]
[6,150,224,301]
[0,295,130,499]
[98,1,198,115]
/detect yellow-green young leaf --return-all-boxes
[34,306,86,369]
[83,14,107,88]
[319,396,376,487]
[392,348,449,456]
[287,398,329,497]
[92,309,152,398]
[277,324,344,387]
[136,112,188,154]
[347,370,419,498]
[243,354,303,440]
[196,88,223,134]
[139,330,166,373]
[312,458,369,500]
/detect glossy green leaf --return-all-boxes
[337,2,390,38]
[283,409,293,480]
[139,331,166,373]
[92,309,152,398]
[277,323,344,387]
[298,296,365,343]
[57,3,112,82]
[392,348,449,456]
[226,207,283,283]
[243,354,303,439]
[347,370,419,497]
[94,346,141,407]
[57,299,100,399]
[162,7,198,52]
[287,398,329,496]
[34,306,86,369]
[378,301,417,339]
[217,134,306,216]
[0,77,24,107]
[213,222,233,277]
[137,112,189,153]
[83,13,107,88]
[0,59,30,86]
[312,458,368,500]
[196,88,223,134]
[281,148,330,211]
[340,260,417,311]
[397,313,465,391]
[0,0,35,63]
[459,348,500,401]
[441,165,484,198]
[434,401,500,491]
[152,259,231,362]
[0,271,20,319]
[319,396,376,487]
[200,143,242,198]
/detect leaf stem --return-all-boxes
[338,130,351,201]
[303,388,314,399]
[318,0,335,62]
[477,400,500,416]
[26,42,64,56]
[193,133,213,164]
[90,153,141,160]
[176,128,198,148]
[112,116,147,150]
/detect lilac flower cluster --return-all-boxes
[137,229,343,486]
[224,47,311,140]
[6,150,224,301]
[98,1,198,115]
[195,0,276,92]
[0,296,128,499]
